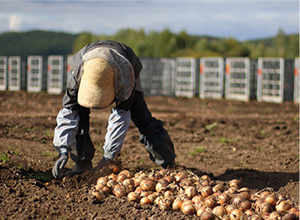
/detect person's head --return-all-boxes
[78,57,115,109]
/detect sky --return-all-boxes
[0,0,299,41]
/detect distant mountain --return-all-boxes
[0,30,78,58]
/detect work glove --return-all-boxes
[52,152,68,179]
[93,157,111,171]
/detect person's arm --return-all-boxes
[102,108,131,160]
[53,108,79,154]
[52,107,79,178]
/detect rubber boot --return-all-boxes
[65,161,93,177]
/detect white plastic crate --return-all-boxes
[160,58,176,96]
[47,55,64,94]
[8,56,21,91]
[257,58,284,103]
[199,57,224,99]
[27,56,43,92]
[225,57,250,101]
[0,56,7,91]
[294,57,299,103]
[175,58,197,98]
[140,58,162,96]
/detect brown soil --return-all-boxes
[0,91,299,220]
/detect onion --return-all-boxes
[255,198,265,212]
[112,184,127,198]
[164,190,173,198]
[181,200,195,215]
[212,184,225,193]
[275,200,291,213]
[218,192,231,206]
[199,211,215,220]
[127,192,140,202]
[244,209,256,216]
[194,200,205,211]
[229,179,241,188]
[204,196,217,209]
[158,169,168,177]
[119,170,133,178]
[135,171,147,178]
[117,173,128,182]
[212,205,226,218]
[227,187,239,195]
[135,186,142,194]
[140,191,151,198]
[185,186,197,199]
[196,207,206,217]
[261,213,270,219]
[232,195,245,207]
[107,179,117,188]
[238,187,250,193]
[248,214,262,220]
[122,178,135,193]
[156,179,169,192]
[110,164,121,173]
[259,191,271,200]
[91,190,103,203]
[264,193,278,207]
[102,186,112,195]
[172,197,184,210]
[165,175,176,184]
[140,196,152,205]
[283,212,298,220]
[175,171,187,182]
[147,193,157,203]
[239,191,251,200]
[289,207,300,217]
[268,211,281,219]
[180,179,193,188]
[140,179,156,191]
[168,182,179,193]
[154,196,162,205]
[158,197,173,211]
[259,202,274,214]
[200,175,211,182]
[148,171,163,182]
[97,176,108,188]
[229,209,243,220]
[225,204,237,215]
[94,184,102,192]
[153,172,163,181]
[192,195,204,204]
[200,186,213,198]
[239,200,251,211]
[201,181,210,187]
[132,176,145,187]
[148,172,157,182]
[108,173,118,181]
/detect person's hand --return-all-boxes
[93,157,111,171]
[52,152,68,179]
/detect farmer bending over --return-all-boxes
[52,40,176,179]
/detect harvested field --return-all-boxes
[0,91,299,219]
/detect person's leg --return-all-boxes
[130,90,176,168]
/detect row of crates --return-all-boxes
[0,55,299,103]
[140,57,298,103]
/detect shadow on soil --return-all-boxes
[216,168,299,191]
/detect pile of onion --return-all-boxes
[90,167,299,219]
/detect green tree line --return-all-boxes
[0,29,298,59]
[0,30,78,58]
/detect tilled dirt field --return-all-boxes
[0,91,299,220]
